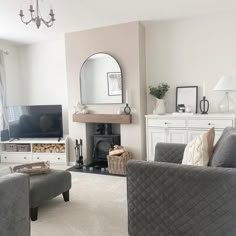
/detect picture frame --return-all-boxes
[176,86,198,113]
[107,72,122,96]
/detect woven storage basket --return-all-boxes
[6,144,17,152]
[10,161,50,175]
[107,151,132,175]
[17,144,30,152]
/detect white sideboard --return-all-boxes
[0,137,69,165]
[145,113,236,161]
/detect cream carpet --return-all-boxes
[31,172,129,236]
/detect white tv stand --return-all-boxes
[0,137,68,165]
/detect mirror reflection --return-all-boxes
[80,53,123,104]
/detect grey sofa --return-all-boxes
[127,127,236,236]
[0,169,30,236]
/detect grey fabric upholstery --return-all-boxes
[210,128,236,167]
[127,160,236,236]
[155,143,186,163]
[127,127,236,236]
[0,173,30,236]
[30,169,71,208]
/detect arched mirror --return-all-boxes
[80,53,123,104]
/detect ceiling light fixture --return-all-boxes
[19,0,55,29]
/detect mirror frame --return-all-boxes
[80,52,123,105]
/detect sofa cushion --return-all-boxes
[182,128,215,166]
[210,128,236,167]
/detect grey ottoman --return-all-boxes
[29,169,71,221]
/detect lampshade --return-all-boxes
[214,75,236,91]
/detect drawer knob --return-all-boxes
[37,157,39,159]
[208,123,211,125]
[24,157,27,159]
[58,157,61,160]
[4,156,7,159]
[164,122,168,125]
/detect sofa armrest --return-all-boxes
[127,160,236,236]
[0,173,30,236]
[155,143,186,163]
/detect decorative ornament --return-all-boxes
[124,103,131,115]
[74,102,88,114]
[200,96,209,114]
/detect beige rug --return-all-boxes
[31,172,129,236]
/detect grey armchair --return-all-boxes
[127,128,236,236]
[0,170,30,236]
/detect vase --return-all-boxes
[153,98,166,114]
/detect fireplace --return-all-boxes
[92,123,120,166]
[93,135,120,163]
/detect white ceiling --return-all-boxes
[1,0,236,45]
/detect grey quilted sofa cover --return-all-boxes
[127,128,236,236]
[0,169,30,236]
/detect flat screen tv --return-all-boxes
[7,105,63,139]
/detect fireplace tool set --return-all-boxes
[75,139,84,169]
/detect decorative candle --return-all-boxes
[203,80,206,97]
[126,89,129,104]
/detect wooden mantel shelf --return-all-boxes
[73,114,132,124]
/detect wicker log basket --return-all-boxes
[107,145,132,176]
[10,161,50,175]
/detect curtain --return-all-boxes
[0,51,8,131]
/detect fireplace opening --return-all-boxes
[92,123,120,167]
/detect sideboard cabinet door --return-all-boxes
[147,128,166,161]
[167,129,187,144]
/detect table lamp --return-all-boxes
[214,75,236,113]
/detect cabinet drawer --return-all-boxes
[147,119,186,128]
[32,154,66,164]
[188,119,233,129]
[1,153,32,163]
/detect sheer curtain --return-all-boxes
[0,50,8,131]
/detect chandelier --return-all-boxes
[19,0,55,29]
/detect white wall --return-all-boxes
[0,40,22,105]
[18,40,69,134]
[145,14,236,114]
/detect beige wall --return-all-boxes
[65,22,146,163]
[145,14,236,114]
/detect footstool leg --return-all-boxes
[30,207,38,221]
[63,190,69,202]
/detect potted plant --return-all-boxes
[149,83,170,114]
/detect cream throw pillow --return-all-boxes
[182,128,215,166]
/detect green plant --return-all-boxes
[149,83,170,99]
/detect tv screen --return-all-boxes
[7,105,63,139]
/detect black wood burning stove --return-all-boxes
[93,134,120,163]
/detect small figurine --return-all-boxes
[74,102,88,114]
